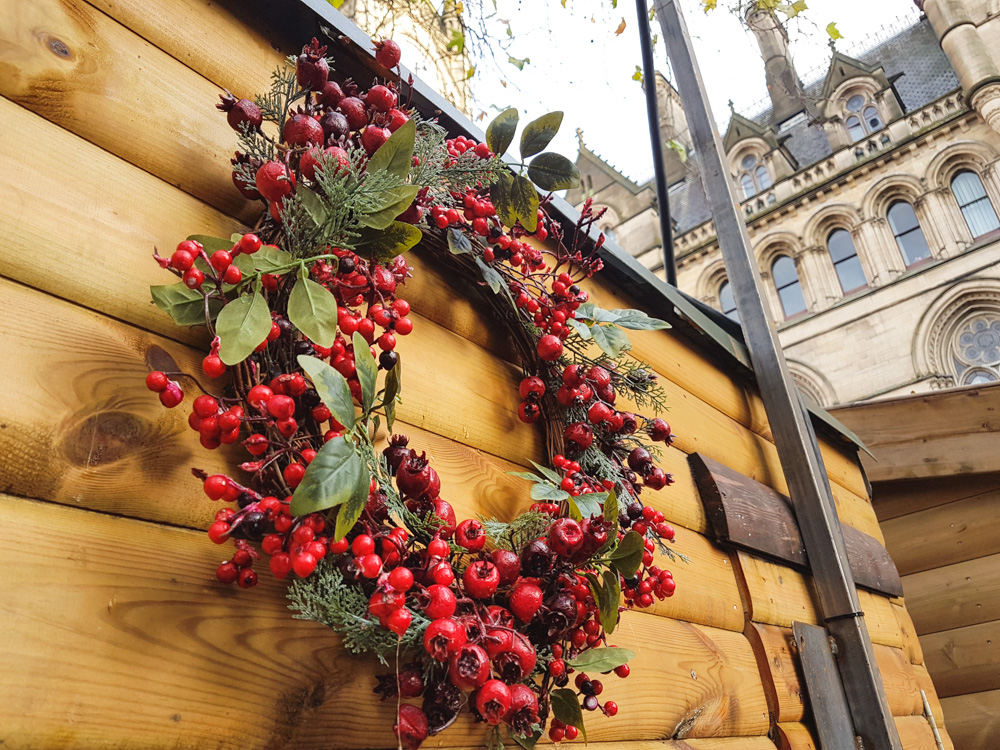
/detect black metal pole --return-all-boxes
[654,1,901,748]
[636,0,677,287]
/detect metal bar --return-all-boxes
[635,0,677,286]
[653,2,901,748]
[921,690,946,750]
[793,622,857,750]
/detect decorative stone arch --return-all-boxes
[727,138,774,201]
[786,360,837,407]
[803,203,863,249]
[861,173,925,219]
[803,204,871,301]
[862,172,942,273]
[696,259,730,308]
[913,279,1000,387]
[753,231,804,268]
[925,140,999,189]
[752,232,815,318]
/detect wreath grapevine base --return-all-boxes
[144,38,684,750]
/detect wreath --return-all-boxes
[144,37,682,750]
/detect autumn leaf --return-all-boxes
[466,67,475,80]
[632,66,643,83]
[561,0,567,6]
[508,56,530,70]
[615,18,626,35]
[702,0,717,11]
[826,21,843,40]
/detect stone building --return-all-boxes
[569,0,1000,406]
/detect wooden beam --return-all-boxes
[870,473,1000,522]
[939,689,1000,750]
[920,620,1000,698]
[903,553,1000,635]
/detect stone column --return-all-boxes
[924,187,967,256]
[857,217,903,282]
[800,245,840,309]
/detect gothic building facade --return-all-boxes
[569,0,1000,406]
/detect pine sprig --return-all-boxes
[480,510,551,551]
[255,58,303,133]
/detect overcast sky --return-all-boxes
[464,0,922,183]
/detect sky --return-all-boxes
[461,0,923,184]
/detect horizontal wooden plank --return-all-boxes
[744,622,807,723]
[903,553,1000,635]
[870,473,1000,522]
[880,490,1000,576]
[690,453,901,596]
[777,717,954,750]
[921,620,1000,698]
[565,741,778,750]
[860,433,1000,481]
[775,722,818,750]
[912,663,945,732]
[0,493,770,748]
[940,689,1000,750]
[0,0,258,223]
[893,600,924,665]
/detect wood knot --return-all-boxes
[60,411,147,467]
[42,34,72,59]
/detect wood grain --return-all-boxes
[0,493,769,748]
[870,473,1000,522]
[913,663,945,728]
[744,622,807,723]
[940,689,1000,750]
[880,490,1000,575]
[893,600,924,665]
[920,620,1000,698]
[777,717,954,750]
[903,553,1000,634]
[0,0,258,223]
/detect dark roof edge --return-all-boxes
[265,0,866,455]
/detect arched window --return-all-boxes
[738,154,771,199]
[844,94,883,142]
[887,201,931,266]
[772,255,806,318]
[952,314,1000,384]
[951,171,1000,239]
[827,229,867,293]
[719,281,739,322]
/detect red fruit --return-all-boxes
[239,233,262,254]
[145,371,168,392]
[223,265,242,285]
[283,462,306,488]
[387,607,412,635]
[509,582,543,622]
[644,467,669,490]
[587,365,611,387]
[648,418,673,443]
[614,663,630,678]
[169,249,194,271]
[375,38,402,69]
[359,553,383,578]
[283,113,324,147]
[455,519,486,552]
[296,38,329,91]
[387,108,409,132]
[361,125,390,154]
[319,80,345,108]
[193,395,219,419]
[388,566,414,592]
[292,551,318,578]
[237,568,258,588]
[536,334,563,361]
[427,537,450,558]
[210,249,232,272]
[494,633,536,683]
[423,583,457,619]
[255,161,295,202]
[563,364,585,387]
[396,452,441,501]
[267,394,296,420]
[216,91,262,132]
[369,589,406,618]
[433,498,457,539]
[159,382,183,408]
[587,401,613,425]
[247,385,273,408]
[207,520,230,544]
[393,704,428,750]
[517,401,540,424]
[183,267,204,289]
[398,668,424,698]
[352,534,375,556]
[300,145,350,182]
[475,679,512,725]
[463,560,499,599]
[338,96,368,131]
[203,474,229,500]
[627,447,653,472]
[563,422,594,453]
[366,85,398,113]
[491,549,520,585]
[216,561,239,584]
[448,643,490,690]
[505,684,539,733]
[423,617,466,661]
[519,376,546,400]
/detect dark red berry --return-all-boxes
[283,113,324,147]
[564,422,593,453]
[475,679,512,725]
[463,560,499,599]
[393,704,428,750]
[255,161,295,202]
[548,518,585,556]
[296,38,329,91]
[366,84,398,113]
[375,38,402,69]
[509,581,543,622]
[537,334,563,361]
[448,643,490,690]
[338,96,368,131]
[361,125,390,154]
[217,91,262,132]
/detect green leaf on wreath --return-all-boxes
[475,256,505,295]
[511,730,542,750]
[566,318,592,340]
[510,174,539,232]
[288,274,339,348]
[186,234,233,254]
[298,355,356,431]
[591,324,631,359]
[608,308,671,331]
[355,221,423,262]
[447,227,473,255]
[295,186,328,227]
[527,152,581,192]
[150,282,221,326]
[529,461,563,485]
[608,530,645,578]
[550,688,586,741]
[490,170,516,228]
[333,450,373,541]
[567,491,603,521]
[566,646,635,672]
[366,118,416,180]
[519,111,563,159]
[215,291,271,365]
[352,331,378,415]
[600,569,622,634]
[290,435,367,517]
[232,245,293,277]
[507,471,546,482]
[382,356,401,433]
[530,482,570,503]
[486,107,519,156]
[360,185,420,230]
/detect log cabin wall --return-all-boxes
[833,384,1000,750]
[0,0,948,747]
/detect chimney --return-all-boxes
[745,7,806,124]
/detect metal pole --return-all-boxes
[636,0,677,287]
[653,2,902,748]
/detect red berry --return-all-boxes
[393,704,428,750]
[203,474,229,500]
[517,401,541,423]
[387,607,412,635]
[193,395,219,419]
[475,679,512,725]
[423,584,457,619]
[209,249,232,272]
[208,520,230,544]
[509,582,543,622]
[359,553,383,578]
[283,462,306,488]
[448,643,491,690]
[283,112,324,147]
[423,617,466,661]
[145,371,168,392]
[270,552,292,580]
[375,38,402,69]
[491,549,520,585]
[255,161,295,202]
[614,663,630,678]
[365,84,398,113]
[388,566,414,592]
[247,385,273,408]
[519,376,546,400]
[223,265,242,285]
[536,334,563,361]
[239,234,261,254]
[338,96,368,131]
[463,560,500,599]
[292,551,318,578]
[216,561,239,584]
[455,519,486,552]
[427,538,450,558]
[170,249,194,271]
[237,568,258,588]
[202,354,226,378]
[183,268,204,289]
[267,394,296,420]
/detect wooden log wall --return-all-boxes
[0,0,946,747]
[833,385,1000,750]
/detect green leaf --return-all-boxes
[485,107,519,156]
[826,21,842,40]
[507,55,530,70]
[334,453,373,541]
[447,227,473,255]
[667,138,688,163]
[355,221,423,262]
[360,185,420,229]
[568,491,603,521]
[591,325,631,359]
[529,461,563,485]
[527,152,581,192]
[608,308,671,331]
[382,357,401,433]
[150,283,220,326]
[566,318,592,340]
[490,170,516,228]
[507,471,546,482]
[530,483,571,503]
[290,436,366,516]
[287,275,339,348]
[510,174,539,232]
[632,65,643,83]
[296,186,328,226]
[519,112,563,159]
[475,256,504,295]
[446,28,465,53]
[608,530,645,578]
[298,355,356,431]
[352,331,378,415]
[215,291,271,365]
[550,689,586,741]
[187,234,233,254]
[233,244,293,275]
[567,646,635,672]
[511,730,542,750]
[600,569,622,634]
[366,119,416,180]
